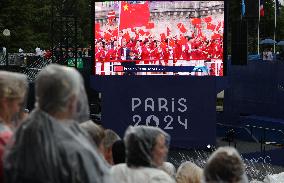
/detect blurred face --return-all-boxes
[152,134,168,167]
[146,42,150,48]
[122,39,127,47]
[7,98,23,116]
[157,41,161,47]
[1,97,24,124]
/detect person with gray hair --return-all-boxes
[103,129,120,165]
[0,71,28,183]
[203,146,249,183]
[111,125,175,183]
[3,64,113,183]
[80,120,105,155]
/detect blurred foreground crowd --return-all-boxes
[0,64,282,183]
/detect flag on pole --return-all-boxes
[276,0,280,16]
[177,23,187,33]
[146,22,155,29]
[203,16,212,23]
[260,0,264,17]
[241,0,246,16]
[119,1,150,30]
[167,27,171,36]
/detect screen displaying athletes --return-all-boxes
[94,1,224,76]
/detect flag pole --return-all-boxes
[118,1,122,45]
[274,0,277,53]
[258,0,260,55]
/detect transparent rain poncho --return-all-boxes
[202,147,249,183]
[3,64,113,183]
[124,125,170,168]
[263,172,284,183]
[111,125,174,183]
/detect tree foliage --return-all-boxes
[0,0,90,53]
[227,0,283,54]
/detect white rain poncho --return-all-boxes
[3,64,113,183]
[124,125,170,167]
[111,125,174,183]
[263,172,284,183]
[202,146,249,183]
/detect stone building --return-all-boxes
[95,1,224,38]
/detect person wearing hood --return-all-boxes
[4,64,113,183]
[111,125,175,183]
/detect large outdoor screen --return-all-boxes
[94,1,224,76]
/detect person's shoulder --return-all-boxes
[111,163,127,172]
[144,167,175,183]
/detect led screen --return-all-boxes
[94,1,224,76]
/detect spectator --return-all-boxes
[111,125,174,183]
[267,48,273,61]
[176,161,202,183]
[80,120,105,155]
[159,162,176,179]
[4,64,113,183]
[103,129,120,165]
[112,140,126,165]
[203,146,249,183]
[35,47,41,56]
[0,71,28,183]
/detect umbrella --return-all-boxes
[260,39,277,45]
[277,41,284,46]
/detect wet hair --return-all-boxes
[203,147,248,183]
[103,129,120,149]
[80,121,105,147]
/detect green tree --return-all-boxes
[0,0,91,53]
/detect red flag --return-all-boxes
[104,32,112,41]
[191,18,201,26]
[215,22,222,31]
[178,36,187,45]
[145,32,150,36]
[139,29,145,36]
[95,23,100,31]
[167,27,171,36]
[112,28,118,38]
[203,16,212,23]
[146,22,155,29]
[206,22,216,31]
[169,39,175,47]
[160,33,166,42]
[177,23,187,33]
[123,31,130,42]
[94,23,102,39]
[119,1,150,30]
[260,0,264,17]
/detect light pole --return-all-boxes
[3,29,10,66]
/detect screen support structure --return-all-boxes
[51,0,78,67]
